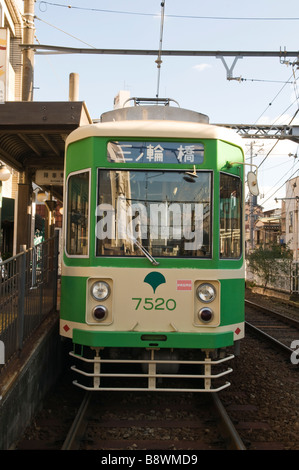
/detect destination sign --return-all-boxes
[107,141,204,164]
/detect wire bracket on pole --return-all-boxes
[216,55,243,81]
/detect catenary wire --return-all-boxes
[259,163,299,207]
[37,2,299,21]
[253,71,296,125]
[35,16,97,48]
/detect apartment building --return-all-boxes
[0,0,25,257]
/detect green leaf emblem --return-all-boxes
[144,272,166,293]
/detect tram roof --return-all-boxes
[66,119,244,150]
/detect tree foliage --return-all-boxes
[247,244,293,290]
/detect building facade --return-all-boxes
[0,0,23,101]
[0,1,25,257]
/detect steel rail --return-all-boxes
[245,300,298,355]
[245,300,299,328]
[61,392,91,450]
[245,321,294,356]
[211,394,246,450]
[61,390,245,450]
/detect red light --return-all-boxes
[93,306,107,321]
[199,308,213,323]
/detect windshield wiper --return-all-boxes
[120,196,160,266]
[131,238,160,266]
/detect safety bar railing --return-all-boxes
[0,232,59,372]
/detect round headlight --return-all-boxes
[196,283,216,303]
[91,281,110,301]
[93,305,108,321]
[198,307,214,323]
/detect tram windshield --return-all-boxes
[96,170,212,259]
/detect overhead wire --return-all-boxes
[245,147,298,202]
[260,163,299,208]
[36,3,299,137]
[292,64,299,104]
[240,78,294,84]
[37,2,299,21]
[254,148,299,208]
[244,63,299,210]
[257,82,299,170]
[35,16,97,48]
[244,65,299,183]
[246,153,299,207]
[253,71,296,124]
[35,1,299,213]
[37,2,167,100]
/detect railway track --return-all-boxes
[16,295,298,452]
[59,297,295,452]
[245,299,299,357]
[218,297,299,450]
[61,390,246,451]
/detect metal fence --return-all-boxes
[0,233,59,372]
[292,262,299,294]
[246,259,298,294]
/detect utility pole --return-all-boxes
[16,1,35,252]
[22,0,35,101]
[247,142,263,251]
[249,142,254,250]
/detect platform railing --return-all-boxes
[0,233,59,372]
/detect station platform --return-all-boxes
[0,275,63,450]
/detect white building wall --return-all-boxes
[0,1,24,197]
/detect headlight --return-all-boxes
[91,281,110,301]
[93,305,108,321]
[196,283,216,303]
[198,307,214,323]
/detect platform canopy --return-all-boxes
[0,101,92,200]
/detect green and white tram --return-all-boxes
[60,99,246,392]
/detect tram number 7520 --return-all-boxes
[132,297,177,311]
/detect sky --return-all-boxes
[32,0,299,211]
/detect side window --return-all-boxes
[220,173,242,259]
[66,170,90,256]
